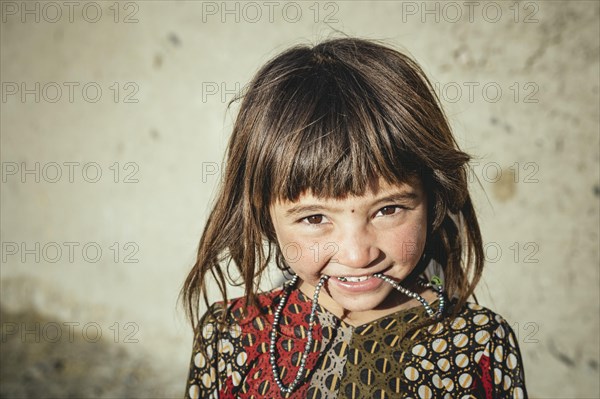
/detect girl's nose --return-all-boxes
[332,226,379,269]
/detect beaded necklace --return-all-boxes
[268,273,445,394]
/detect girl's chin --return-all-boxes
[321,283,395,316]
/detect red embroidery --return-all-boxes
[477,353,493,399]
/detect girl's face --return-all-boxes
[269,176,431,326]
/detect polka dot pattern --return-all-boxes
[184,289,528,398]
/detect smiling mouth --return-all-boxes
[336,275,371,282]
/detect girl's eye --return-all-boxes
[301,215,327,225]
[376,205,405,217]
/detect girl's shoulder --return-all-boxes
[446,299,517,331]
[198,286,285,330]
[435,297,522,351]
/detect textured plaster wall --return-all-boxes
[1,1,598,398]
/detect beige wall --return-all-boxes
[1,1,598,397]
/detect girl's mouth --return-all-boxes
[336,275,371,282]
[330,274,384,293]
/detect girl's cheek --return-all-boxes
[390,226,427,264]
[297,242,323,267]
[278,236,318,266]
[283,241,328,277]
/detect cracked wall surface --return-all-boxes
[1,1,599,398]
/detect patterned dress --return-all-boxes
[184,286,528,398]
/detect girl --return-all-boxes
[181,37,528,398]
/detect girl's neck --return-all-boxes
[297,278,438,328]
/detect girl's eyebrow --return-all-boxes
[284,191,419,218]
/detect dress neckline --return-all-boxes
[294,287,444,330]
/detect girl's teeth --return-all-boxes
[337,275,370,282]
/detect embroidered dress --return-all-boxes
[184,287,528,399]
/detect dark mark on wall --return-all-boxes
[548,338,575,368]
[0,306,164,398]
[492,168,517,202]
[154,54,163,69]
[168,32,181,47]
[53,359,65,372]
[555,138,564,152]
[489,116,512,133]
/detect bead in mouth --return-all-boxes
[336,275,371,283]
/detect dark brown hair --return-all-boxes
[180,37,484,332]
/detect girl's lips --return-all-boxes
[328,274,384,293]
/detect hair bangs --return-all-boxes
[264,62,423,207]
